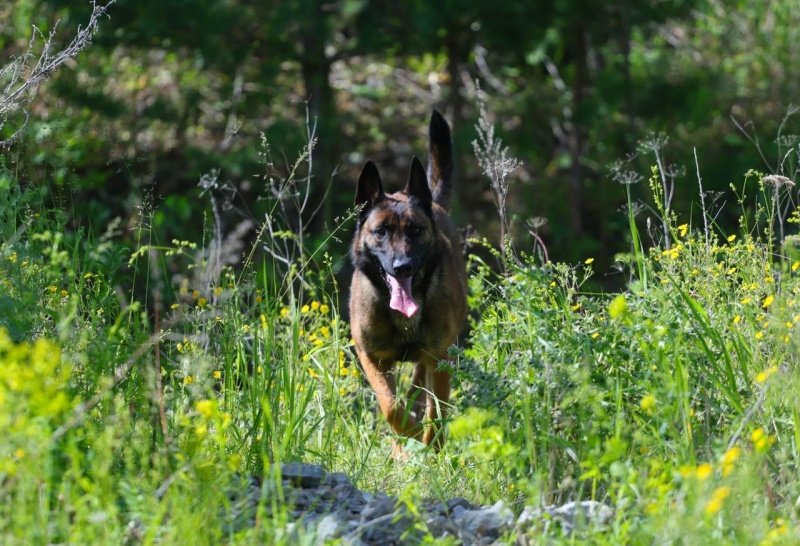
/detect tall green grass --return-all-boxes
[2,149,800,544]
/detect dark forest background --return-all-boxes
[2,0,799,287]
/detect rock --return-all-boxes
[324,472,352,488]
[517,500,613,536]
[212,464,614,546]
[360,492,397,522]
[456,500,515,542]
[431,496,476,516]
[550,500,613,524]
[314,512,349,544]
[425,514,460,539]
[279,462,326,489]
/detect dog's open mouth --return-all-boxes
[386,274,419,318]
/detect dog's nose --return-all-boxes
[392,260,413,277]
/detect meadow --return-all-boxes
[2,121,800,545]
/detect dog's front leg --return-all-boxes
[356,347,423,441]
[421,354,451,450]
[406,363,428,422]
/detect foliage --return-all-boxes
[5,2,800,542]
[453,166,800,541]
[3,128,800,542]
[3,0,800,274]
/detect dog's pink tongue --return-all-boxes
[387,275,419,318]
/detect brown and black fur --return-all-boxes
[349,110,467,451]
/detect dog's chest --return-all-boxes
[389,310,423,344]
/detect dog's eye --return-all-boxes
[375,226,387,237]
[408,225,422,236]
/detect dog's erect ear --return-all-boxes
[428,109,454,208]
[405,156,433,212]
[355,160,385,211]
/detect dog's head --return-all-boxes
[352,157,436,318]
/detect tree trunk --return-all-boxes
[568,19,587,236]
[300,8,337,237]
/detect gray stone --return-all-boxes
[549,500,613,526]
[432,495,476,516]
[426,514,460,539]
[518,500,613,536]
[216,466,616,546]
[360,492,397,522]
[324,472,352,488]
[280,462,326,488]
[456,500,515,542]
[314,512,348,544]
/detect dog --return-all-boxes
[349,110,467,452]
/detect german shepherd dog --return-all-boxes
[349,110,467,451]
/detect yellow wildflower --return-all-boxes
[751,428,774,453]
[696,463,713,480]
[705,486,730,516]
[756,366,777,383]
[640,394,657,411]
[721,446,741,477]
[196,399,215,418]
[608,295,628,319]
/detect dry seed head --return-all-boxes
[763,175,795,189]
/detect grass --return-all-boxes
[2,146,800,545]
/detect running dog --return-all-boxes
[349,110,467,451]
